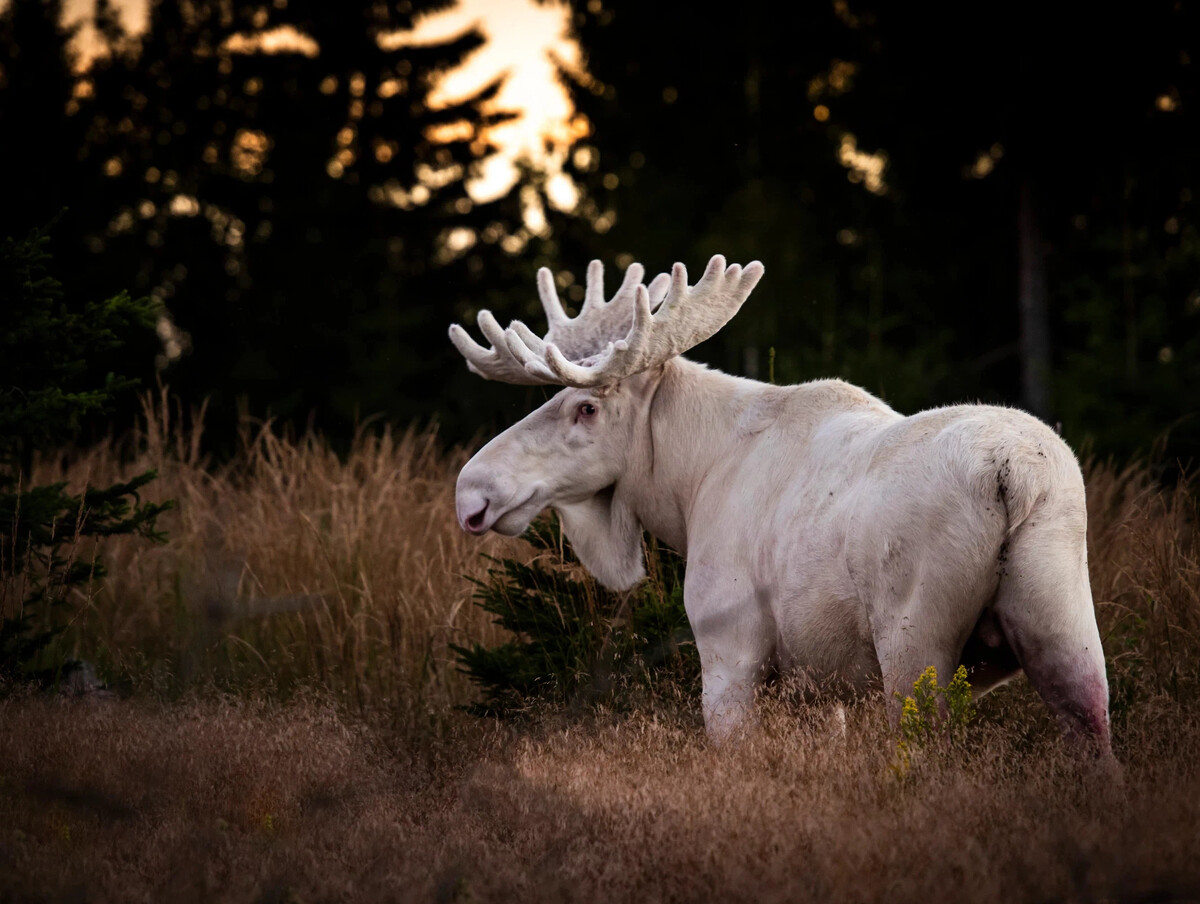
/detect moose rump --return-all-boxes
[837,406,1109,746]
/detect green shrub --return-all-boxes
[453,517,698,716]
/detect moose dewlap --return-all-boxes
[449,255,1111,755]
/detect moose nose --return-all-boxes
[465,502,489,534]
[456,484,492,534]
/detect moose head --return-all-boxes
[449,255,763,590]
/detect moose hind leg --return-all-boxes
[994,521,1112,756]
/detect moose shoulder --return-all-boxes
[450,255,1112,756]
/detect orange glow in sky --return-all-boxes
[18,0,581,206]
[381,0,582,204]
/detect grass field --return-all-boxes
[2,391,1198,902]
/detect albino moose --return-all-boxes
[450,255,1111,753]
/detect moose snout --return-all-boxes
[456,488,491,534]
[464,501,489,534]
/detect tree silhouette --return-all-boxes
[549,0,1199,459]
[1,224,168,687]
[0,0,88,255]
[827,0,1200,453]
[2,0,1195,459]
[549,2,951,412]
[69,0,534,435]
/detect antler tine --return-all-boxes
[582,259,606,312]
[647,271,671,311]
[449,259,643,386]
[581,259,645,315]
[503,322,555,380]
[552,254,764,386]
[613,261,645,308]
[535,267,568,326]
[505,320,546,356]
[540,283,655,387]
[447,310,559,385]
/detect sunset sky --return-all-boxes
[15,0,581,202]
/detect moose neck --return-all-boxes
[553,357,763,590]
[622,356,767,557]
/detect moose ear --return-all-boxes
[554,487,645,591]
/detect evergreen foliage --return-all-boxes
[63,0,546,439]
[0,225,149,460]
[453,517,697,717]
[0,225,170,687]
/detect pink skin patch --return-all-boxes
[1029,657,1111,750]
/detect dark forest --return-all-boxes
[2,0,1196,460]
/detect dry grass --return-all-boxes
[3,392,1200,901]
[21,388,527,719]
[18,391,1198,724]
[1085,460,1200,717]
[1,693,1199,903]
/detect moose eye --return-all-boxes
[577,402,598,420]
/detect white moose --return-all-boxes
[450,255,1111,754]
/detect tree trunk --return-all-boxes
[1017,180,1052,420]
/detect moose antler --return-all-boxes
[449,254,764,388]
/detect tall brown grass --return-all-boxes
[19,388,525,720]
[3,391,1200,901]
[1084,458,1200,726]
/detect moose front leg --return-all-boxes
[685,566,774,743]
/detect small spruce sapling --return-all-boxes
[453,516,696,716]
[0,223,170,688]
